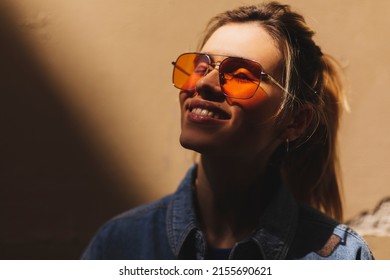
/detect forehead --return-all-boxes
[201,23,282,74]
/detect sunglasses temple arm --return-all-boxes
[265,74,291,95]
[172,62,191,76]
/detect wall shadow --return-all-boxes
[0,5,137,259]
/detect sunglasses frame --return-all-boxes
[172,52,289,99]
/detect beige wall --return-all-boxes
[2,0,389,258]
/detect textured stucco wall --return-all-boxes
[1,0,389,259]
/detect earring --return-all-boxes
[286,138,289,153]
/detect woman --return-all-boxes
[82,2,373,259]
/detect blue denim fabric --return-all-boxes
[82,165,373,260]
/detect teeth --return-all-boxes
[191,107,222,119]
[200,109,208,116]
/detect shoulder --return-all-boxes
[289,205,374,259]
[327,224,374,259]
[81,165,198,260]
[81,194,174,259]
[113,194,173,224]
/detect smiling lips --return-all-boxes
[190,107,223,119]
[187,101,231,121]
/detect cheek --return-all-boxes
[179,90,194,109]
[228,88,282,122]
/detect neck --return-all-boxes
[194,153,272,248]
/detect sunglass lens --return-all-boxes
[220,57,262,99]
[173,53,209,91]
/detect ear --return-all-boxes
[284,104,314,142]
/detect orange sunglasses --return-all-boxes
[172,52,288,99]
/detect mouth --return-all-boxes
[187,100,231,120]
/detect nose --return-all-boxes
[195,69,225,100]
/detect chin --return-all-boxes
[179,134,202,153]
[179,132,217,154]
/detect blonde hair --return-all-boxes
[199,2,346,221]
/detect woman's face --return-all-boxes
[179,22,285,160]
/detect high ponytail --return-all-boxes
[199,1,347,221]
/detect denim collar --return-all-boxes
[166,164,298,259]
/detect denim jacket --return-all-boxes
[82,165,373,260]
